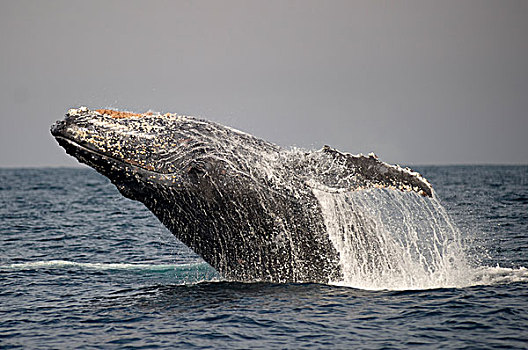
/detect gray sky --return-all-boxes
[1,0,527,167]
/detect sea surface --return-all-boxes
[1,166,527,349]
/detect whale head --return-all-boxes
[51,107,274,202]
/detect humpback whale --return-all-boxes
[51,107,433,283]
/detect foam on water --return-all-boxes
[470,266,528,285]
[0,260,207,272]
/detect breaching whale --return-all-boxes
[51,107,433,283]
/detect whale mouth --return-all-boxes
[50,107,189,175]
[53,134,159,175]
[50,109,163,174]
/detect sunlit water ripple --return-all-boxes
[1,166,527,348]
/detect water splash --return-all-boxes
[310,186,526,290]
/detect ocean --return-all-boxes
[1,166,527,349]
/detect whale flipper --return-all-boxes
[319,146,433,197]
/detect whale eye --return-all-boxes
[187,162,208,184]
[188,165,205,177]
[187,157,219,184]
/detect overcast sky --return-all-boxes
[1,0,527,167]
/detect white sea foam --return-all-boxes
[0,260,205,271]
[468,265,528,286]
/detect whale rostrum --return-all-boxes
[51,107,434,283]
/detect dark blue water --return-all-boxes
[1,166,527,349]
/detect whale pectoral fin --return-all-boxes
[321,146,433,197]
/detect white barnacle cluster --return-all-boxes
[160,113,190,122]
[67,106,88,116]
[390,163,433,196]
